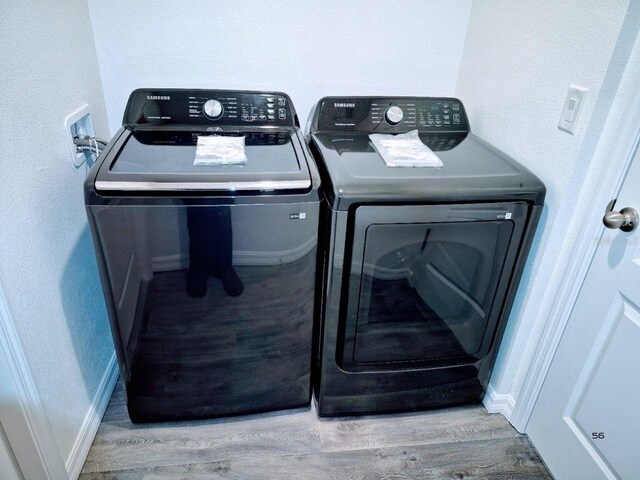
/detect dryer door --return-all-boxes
[339,202,528,372]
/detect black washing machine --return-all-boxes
[85,89,321,422]
[306,96,545,416]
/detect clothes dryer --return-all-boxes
[307,96,545,416]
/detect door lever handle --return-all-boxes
[603,199,638,232]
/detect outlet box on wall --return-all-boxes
[65,104,94,167]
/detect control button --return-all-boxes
[250,114,258,121]
[453,113,461,124]
[426,120,434,127]
[203,99,223,119]
[267,103,275,109]
[452,103,460,111]
[435,120,443,127]
[278,108,286,119]
[258,114,266,120]
[268,115,276,120]
[443,115,450,121]
[267,109,275,115]
[277,98,286,106]
[384,105,404,125]
[442,109,450,114]
[442,102,450,109]
[267,97,275,103]
[444,120,451,125]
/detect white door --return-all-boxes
[0,424,23,480]
[527,140,640,478]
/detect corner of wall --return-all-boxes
[453,0,476,97]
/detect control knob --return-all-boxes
[203,99,223,119]
[385,105,404,125]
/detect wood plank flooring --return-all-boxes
[81,383,552,479]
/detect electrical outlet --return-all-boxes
[558,86,588,134]
[65,105,94,167]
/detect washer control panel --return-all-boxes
[313,97,468,133]
[123,89,296,128]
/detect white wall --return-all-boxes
[87,0,473,134]
[456,0,634,408]
[0,0,113,471]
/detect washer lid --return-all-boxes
[95,129,311,192]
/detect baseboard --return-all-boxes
[483,385,515,421]
[65,352,118,480]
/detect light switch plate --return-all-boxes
[558,85,588,134]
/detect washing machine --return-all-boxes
[306,96,545,416]
[85,89,321,422]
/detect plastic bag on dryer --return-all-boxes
[369,130,443,168]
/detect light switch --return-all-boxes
[563,97,579,122]
[558,85,588,134]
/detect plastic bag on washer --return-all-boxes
[369,130,443,168]
[194,135,248,166]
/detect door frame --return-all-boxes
[0,283,67,479]
[509,30,640,432]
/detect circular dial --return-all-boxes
[385,105,404,125]
[203,99,223,119]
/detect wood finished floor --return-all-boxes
[81,383,552,479]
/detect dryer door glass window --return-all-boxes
[353,221,514,365]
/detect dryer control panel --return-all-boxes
[123,89,297,129]
[311,97,469,134]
